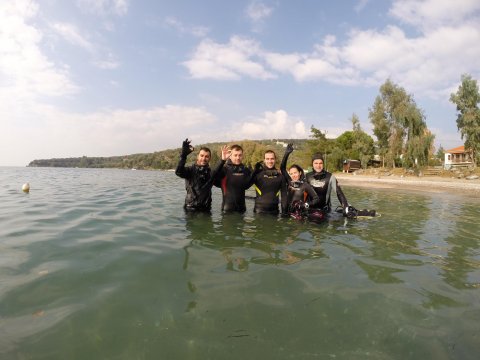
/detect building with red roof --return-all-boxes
[444,145,473,169]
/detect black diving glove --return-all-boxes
[357,209,376,217]
[344,205,357,218]
[254,161,264,173]
[181,138,194,157]
[285,143,294,155]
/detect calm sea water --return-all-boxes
[1,167,479,359]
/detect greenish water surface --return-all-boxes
[0,167,479,359]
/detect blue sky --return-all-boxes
[1,0,480,166]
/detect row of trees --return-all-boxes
[307,114,375,171]
[281,79,438,172]
[308,74,480,171]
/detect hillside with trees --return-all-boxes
[27,139,309,171]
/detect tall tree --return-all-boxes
[307,126,330,156]
[436,145,445,162]
[369,79,433,168]
[369,95,389,167]
[450,74,480,166]
[351,113,361,132]
[350,114,375,168]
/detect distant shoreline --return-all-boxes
[335,173,480,197]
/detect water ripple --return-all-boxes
[1,167,479,359]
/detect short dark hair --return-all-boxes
[289,164,304,177]
[199,147,211,156]
[264,150,276,159]
[230,144,243,152]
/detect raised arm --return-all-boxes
[204,145,230,188]
[175,138,194,178]
[280,143,294,181]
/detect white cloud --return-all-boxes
[235,110,307,139]
[185,2,480,98]
[340,23,480,95]
[246,1,273,22]
[390,0,480,29]
[0,104,217,165]
[164,16,209,38]
[76,0,128,17]
[50,22,120,69]
[265,36,361,84]
[0,0,78,99]
[342,26,408,71]
[182,110,310,147]
[92,52,120,69]
[68,106,216,151]
[183,36,276,80]
[266,21,480,92]
[264,52,301,72]
[246,1,273,33]
[51,22,95,52]
[354,0,371,13]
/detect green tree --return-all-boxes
[306,126,335,170]
[328,146,345,172]
[79,156,88,168]
[336,131,354,154]
[307,126,332,156]
[369,79,433,168]
[369,96,389,167]
[450,74,480,166]
[350,114,375,169]
[436,145,445,161]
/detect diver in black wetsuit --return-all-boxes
[280,143,319,217]
[175,139,213,212]
[248,150,285,214]
[211,144,252,213]
[306,153,375,218]
[306,153,349,213]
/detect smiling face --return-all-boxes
[312,159,324,172]
[196,149,211,166]
[264,151,276,169]
[230,148,243,165]
[288,166,301,181]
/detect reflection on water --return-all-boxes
[183,212,328,272]
[0,167,479,359]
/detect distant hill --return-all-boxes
[27,139,310,170]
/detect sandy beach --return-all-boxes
[334,172,480,197]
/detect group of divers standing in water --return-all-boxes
[175,139,376,221]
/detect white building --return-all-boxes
[444,145,473,169]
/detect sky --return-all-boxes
[1,0,480,166]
